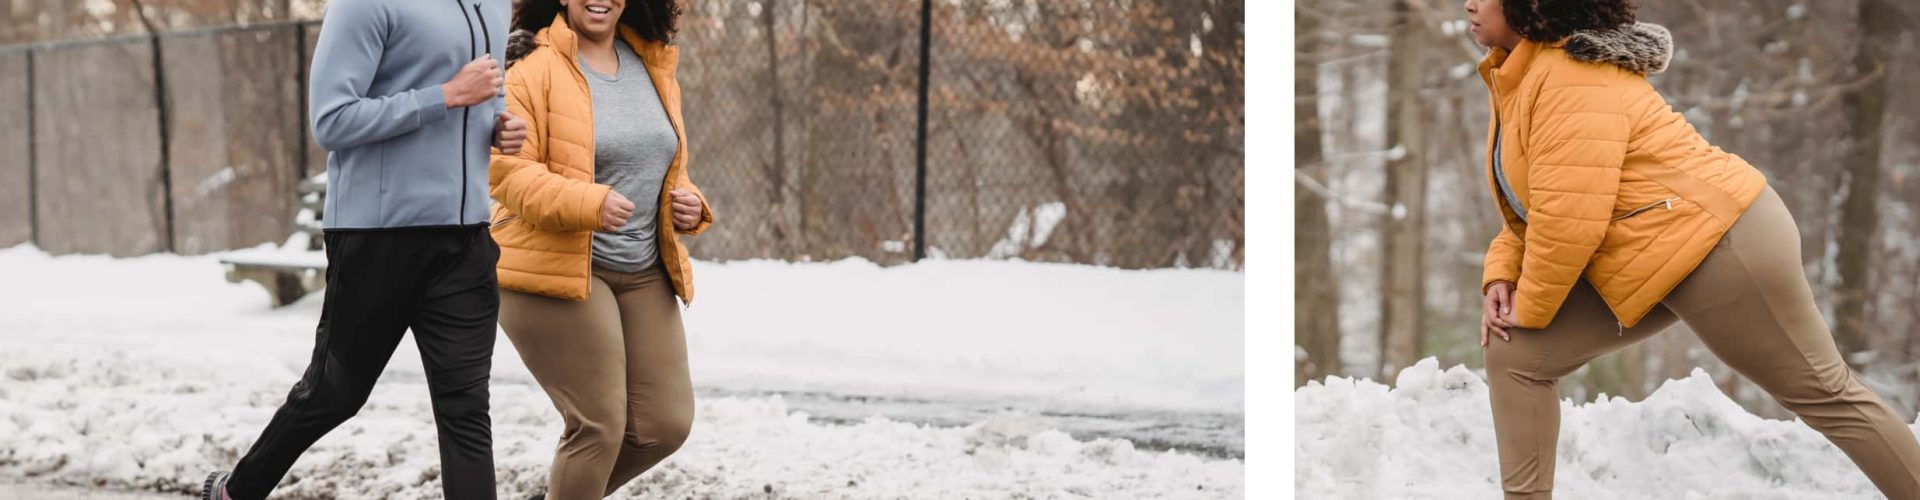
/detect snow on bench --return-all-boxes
[220,249,326,307]
[221,173,329,307]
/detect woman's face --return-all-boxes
[563,0,625,41]
[1464,0,1522,50]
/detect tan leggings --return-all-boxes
[1485,186,1920,499]
[499,265,693,500]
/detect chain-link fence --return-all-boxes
[679,0,1243,268]
[0,1,1243,269]
[0,20,316,257]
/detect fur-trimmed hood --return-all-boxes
[1563,22,1672,75]
[506,29,538,69]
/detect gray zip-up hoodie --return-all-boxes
[311,0,509,230]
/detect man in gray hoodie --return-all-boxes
[203,0,524,498]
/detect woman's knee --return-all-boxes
[626,408,694,454]
[1764,366,1861,409]
[1485,336,1570,390]
[561,410,629,455]
[1485,338,1537,378]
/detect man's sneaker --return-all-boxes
[201,471,232,500]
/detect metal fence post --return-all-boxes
[296,22,309,180]
[912,0,932,262]
[145,29,176,252]
[25,48,37,247]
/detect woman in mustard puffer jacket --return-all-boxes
[488,1,715,498]
[1465,0,1920,498]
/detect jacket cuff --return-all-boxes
[683,191,715,235]
[577,183,614,232]
[1510,291,1555,330]
[416,86,450,125]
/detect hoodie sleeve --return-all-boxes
[308,0,451,151]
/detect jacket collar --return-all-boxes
[534,13,679,74]
[1477,38,1552,97]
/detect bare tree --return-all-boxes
[1297,1,1341,385]
[1833,0,1902,368]
[1378,0,1427,378]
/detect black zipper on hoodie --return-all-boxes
[472,5,493,226]
[453,0,491,226]
[474,6,493,53]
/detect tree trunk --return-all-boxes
[1295,1,1340,386]
[1833,0,1898,368]
[1378,0,1427,380]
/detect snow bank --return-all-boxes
[1296,358,1898,500]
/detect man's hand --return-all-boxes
[494,112,527,154]
[443,55,502,109]
[600,190,635,233]
[669,190,703,231]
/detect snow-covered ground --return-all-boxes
[1297,358,1903,500]
[0,480,157,499]
[0,245,1243,498]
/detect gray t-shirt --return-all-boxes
[1493,122,1529,223]
[583,38,679,273]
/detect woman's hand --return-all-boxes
[1482,281,1517,346]
[493,112,527,155]
[669,190,703,231]
[600,190,634,233]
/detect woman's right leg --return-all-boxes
[1485,280,1680,500]
[600,266,695,495]
[499,276,629,500]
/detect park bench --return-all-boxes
[219,174,328,307]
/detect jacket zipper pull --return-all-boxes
[1664,198,1674,210]
[1617,322,1624,336]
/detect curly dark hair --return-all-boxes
[1502,0,1637,42]
[511,0,681,44]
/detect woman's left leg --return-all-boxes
[601,265,696,495]
[1665,186,1920,498]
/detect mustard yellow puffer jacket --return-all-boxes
[489,13,715,303]
[1479,23,1767,329]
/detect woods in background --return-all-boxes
[1296,0,1920,419]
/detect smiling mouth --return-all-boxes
[586,5,611,14]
